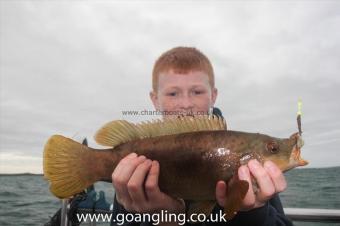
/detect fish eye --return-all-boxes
[266,141,279,153]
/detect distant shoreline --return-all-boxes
[0,173,44,176]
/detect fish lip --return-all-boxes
[290,145,309,167]
[288,134,308,167]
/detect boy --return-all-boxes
[111,47,293,226]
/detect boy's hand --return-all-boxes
[112,153,185,214]
[216,159,287,211]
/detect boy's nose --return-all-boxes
[178,96,195,110]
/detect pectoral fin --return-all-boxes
[224,179,249,220]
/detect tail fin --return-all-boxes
[43,135,98,198]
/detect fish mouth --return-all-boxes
[288,134,308,168]
[291,146,309,166]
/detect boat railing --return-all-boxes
[284,208,340,223]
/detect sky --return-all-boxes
[0,0,339,173]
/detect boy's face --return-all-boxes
[150,69,217,118]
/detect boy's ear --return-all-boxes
[150,91,160,110]
[211,88,218,106]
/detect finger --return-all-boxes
[127,159,152,206]
[144,161,187,213]
[115,155,146,185]
[248,159,275,202]
[125,152,139,160]
[215,180,227,207]
[238,165,255,210]
[145,160,162,200]
[264,161,287,193]
[112,155,146,205]
[112,153,137,181]
[112,153,137,203]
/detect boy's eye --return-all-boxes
[193,90,204,95]
[167,92,177,96]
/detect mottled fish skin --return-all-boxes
[96,130,299,200]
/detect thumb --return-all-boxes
[216,180,227,207]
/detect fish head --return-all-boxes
[252,132,308,172]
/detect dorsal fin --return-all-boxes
[94,115,227,147]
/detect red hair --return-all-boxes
[152,47,215,91]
